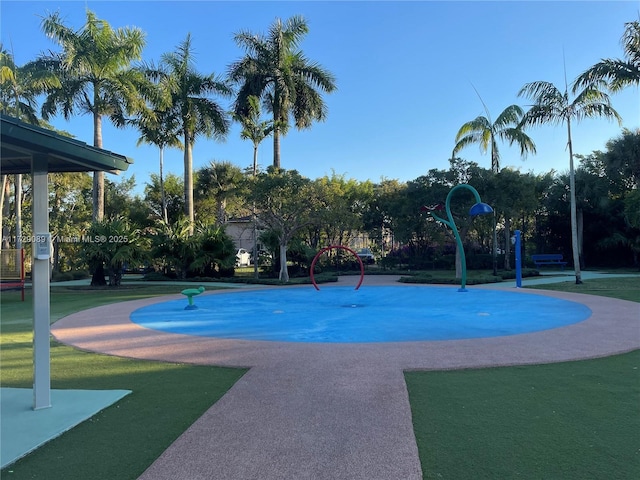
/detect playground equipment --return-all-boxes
[423,184,493,292]
[181,286,205,310]
[512,230,523,288]
[310,245,364,291]
[0,248,25,301]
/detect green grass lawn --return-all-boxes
[528,276,640,302]
[406,276,640,479]
[1,286,247,479]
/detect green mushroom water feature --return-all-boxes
[181,286,205,310]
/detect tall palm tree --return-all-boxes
[155,34,232,230]
[133,108,182,224]
[0,44,56,123]
[518,80,621,284]
[233,94,272,279]
[452,95,536,274]
[130,70,183,223]
[195,161,245,226]
[36,9,145,222]
[574,19,640,93]
[452,103,536,174]
[1,46,34,253]
[228,15,336,169]
[234,95,273,175]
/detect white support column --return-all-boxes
[32,154,51,410]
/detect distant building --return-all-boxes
[225,216,256,251]
[225,217,395,258]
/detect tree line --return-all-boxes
[2,129,638,284]
[1,11,638,284]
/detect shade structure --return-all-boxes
[1,114,132,410]
[1,114,132,173]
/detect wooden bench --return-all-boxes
[531,254,568,270]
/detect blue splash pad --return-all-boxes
[130,286,591,343]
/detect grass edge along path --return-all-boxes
[1,286,247,479]
[406,276,640,480]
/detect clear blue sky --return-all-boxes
[2,1,638,193]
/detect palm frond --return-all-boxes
[571,84,622,125]
[292,82,326,127]
[233,31,266,56]
[574,59,640,92]
[0,64,14,83]
[622,19,640,65]
[573,19,639,92]
[452,133,486,156]
[291,54,337,92]
[518,81,567,128]
[493,104,524,130]
[572,82,610,104]
[454,116,490,142]
[282,15,309,47]
[520,104,565,127]
[574,102,622,124]
[518,81,563,104]
[499,127,537,157]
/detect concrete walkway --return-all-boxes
[50,274,640,480]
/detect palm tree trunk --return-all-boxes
[184,132,194,233]
[93,112,104,222]
[252,152,259,279]
[91,111,107,285]
[159,147,167,223]
[273,128,281,169]
[253,204,259,280]
[491,144,499,174]
[15,174,22,254]
[577,207,584,269]
[0,175,5,227]
[216,199,226,226]
[91,263,107,286]
[489,142,498,272]
[492,210,498,276]
[52,237,60,273]
[93,172,105,222]
[567,118,582,284]
[253,144,258,176]
[1,175,9,249]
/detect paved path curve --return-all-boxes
[51,275,639,480]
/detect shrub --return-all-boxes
[499,268,540,279]
[72,270,90,280]
[218,266,235,278]
[51,271,74,282]
[466,253,505,270]
[143,271,175,282]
